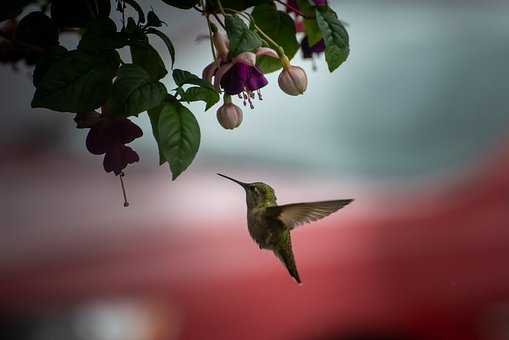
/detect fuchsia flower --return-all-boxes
[286,0,327,65]
[85,116,143,175]
[202,32,278,108]
[301,36,326,59]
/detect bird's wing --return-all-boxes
[266,199,353,229]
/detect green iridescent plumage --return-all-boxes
[218,173,353,284]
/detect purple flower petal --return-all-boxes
[312,0,327,6]
[103,144,140,175]
[301,37,326,58]
[86,118,142,157]
[220,62,250,95]
[245,66,268,91]
[115,118,143,144]
[86,124,111,155]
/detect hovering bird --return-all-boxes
[218,173,353,284]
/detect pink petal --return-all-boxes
[232,52,256,66]
[202,60,219,83]
[214,62,234,91]
[255,47,279,59]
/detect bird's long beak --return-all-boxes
[217,173,248,189]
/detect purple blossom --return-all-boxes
[220,62,268,95]
[301,37,326,59]
[202,43,279,107]
[86,117,143,175]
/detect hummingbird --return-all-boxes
[217,173,353,284]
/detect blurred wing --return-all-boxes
[267,199,353,229]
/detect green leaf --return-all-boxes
[146,27,175,69]
[51,0,111,29]
[33,45,68,87]
[146,10,164,27]
[315,6,349,72]
[158,101,200,180]
[206,0,270,12]
[125,17,138,33]
[251,3,298,73]
[172,69,216,91]
[78,17,129,51]
[296,0,314,17]
[32,50,120,112]
[148,103,167,165]
[124,0,145,24]
[225,15,262,57]
[130,38,168,80]
[181,86,219,111]
[160,0,199,9]
[111,64,167,117]
[304,18,322,46]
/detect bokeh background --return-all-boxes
[2,0,509,339]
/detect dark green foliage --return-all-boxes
[173,69,215,90]
[160,0,199,9]
[304,18,322,46]
[251,4,298,73]
[152,100,201,179]
[225,15,262,57]
[111,64,167,117]
[78,18,129,51]
[51,0,111,28]
[316,6,349,72]
[296,0,314,17]
[16,12,59,48]
[32,50,120,112]
[180,87,219,111]
[130,38,168,80]
[20,0,350,183]
[173,69,219,110]
[32,45,68,87]
[145,28,175,68]
[124,0,145,24]
[206,0,270,12]
[146,11,164,28]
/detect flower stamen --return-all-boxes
[119,171,130,207]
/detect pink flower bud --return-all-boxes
[217,103,243,130]
[278,65,308,96]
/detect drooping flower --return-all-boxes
[278,64,308,96]
[217,99,243,130]
[86,116,143,175]
[301,36,326,59]
[202,31,278,108]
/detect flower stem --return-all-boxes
[216,0,227,16]
[212,12,226,29]
[201,0,219,67]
